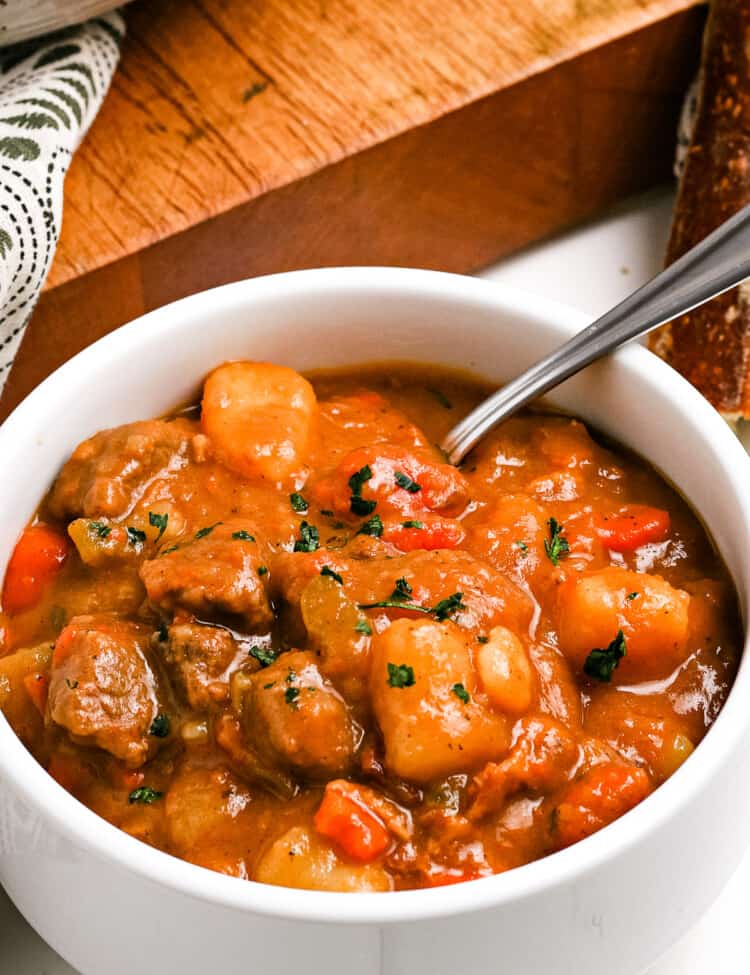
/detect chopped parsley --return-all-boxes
[387,662,415,688]
[583,630,627,683]
[432,592,465,621]
[477,635,489,644]
[257,565,269,576]
[149,713,170,738]
[157,623,168,642]
[391,577,413,601]
[161,544,180,556]
[426,387,453,410]
[321,565,344,585]
[294,521,320,552]
[402,520,424,529]
[357,514,384,537]
[89,521,111,539]
[148,512,168,540]
[627,591,640,601]
[126,527,146,547]
[544,518,569,566]
[263,681,275,689]
[320,509,334,517]
[285,686,301,708]
[290,492,308,513]
[232,530,255,541]
[249,645,278,667]
[348,465,376,515]
[128,786,163,805]
[516,540,528,553]
[195,522,222,539]
[355,618,373,636]
[394,470,422,493]
[65,678,79,690]
[452,682,470,704]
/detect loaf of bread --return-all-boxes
[649,0,750,419]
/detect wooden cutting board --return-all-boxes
[0,0,705,417]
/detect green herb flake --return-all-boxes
[394,470,422,493]
[161,544,180,556]
[357,514,384,537]
[195,522,222,540]
[433,592,465,622]
[426,387,453,410]
[285,686,301,708]
[321,565,344,585]
[349,465,376,516]
[516,540,528,553]
[65,678,79,690]
[149,713,170,738]
[452,682,470,704]
[627,591,640,601]
[257,565,269,577]
[89,521,111,539]
[232,530,255,541]
[387,662,415,688]
[391,576,413,601]
[126,526,146,547]
[358,599,432,614]
[148,511,169,540]
[477,635,489,644]
[402,520,424,529]
[157,623,168,642]
[294,521,320,552]
[263,681,276,690]
[583,630,627,683]
[320,509,334,517]
[351,496,377,516]
[290,492,309,513]
[355,618,373,636]
[128,786,163,805]
[544,518,569,566]
[250,645,278,668]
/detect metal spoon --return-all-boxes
[441,202,750,465]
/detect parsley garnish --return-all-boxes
[290,492,308,513]
[321,565,344,585]
[126,527,146,547]
[195,522,222,539]
[320,509,334,517]
[477,635,489,644]
[128,787,163,805]
[263,681,275,689]
[157,623,168,642]
[349,465,376,516]
[149,713,170,738]
[627,591,639,601]
[402,520,424,529]
[89,521,111,539]
[358,590,465,622]
[258,565,269,576]
[65,678,79,690]
[516,540,528,553]
[357,514,384,537]
[387,662,415,688]
[583,630,627,682]
[394,471,421,493]
[358,599,432,614]
[355,618,373,636]
[544,518,569,566]
[294,521,320,552]
[432,592,465,621]
[285,686,300,708]
[232,530,255,541]
[426,387,453,410]
[391,577,413,601]
[148,512,168,540]
[452,682,470,704]
[249,645,278,667]
[161,544,179,556]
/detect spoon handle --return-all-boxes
[442,201,750,465]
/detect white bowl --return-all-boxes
[1,268,750,975]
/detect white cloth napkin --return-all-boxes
[0,12,124,395]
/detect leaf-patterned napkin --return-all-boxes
[0,13,124,397]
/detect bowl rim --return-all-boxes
[2,266,750,925]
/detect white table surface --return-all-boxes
[3,186,749,974]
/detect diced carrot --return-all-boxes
[52,622,82,666]
[47,752,94,795]
[2,524,70,614]
[23,672,49,716]
[595,505,670,552]
[555,764,652,849]
[383,518,465,552]
[314,780,391,863]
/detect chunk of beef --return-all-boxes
[140,521,272,630]
[48,615,164,768]
[48,419,196,521]
[238,650,362,780]
[160,620,248,710]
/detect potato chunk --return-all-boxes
[202,361,317,484]
[370,618,510,783]
[556,567,690,679]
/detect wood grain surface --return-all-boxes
[0,0,705,417]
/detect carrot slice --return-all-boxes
[383,518,465,552]
[555,764,652,848]
[595,505,670,552]
[2,524,69,614]
[314,780,391,863]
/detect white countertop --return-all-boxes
[2,186,748,974]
